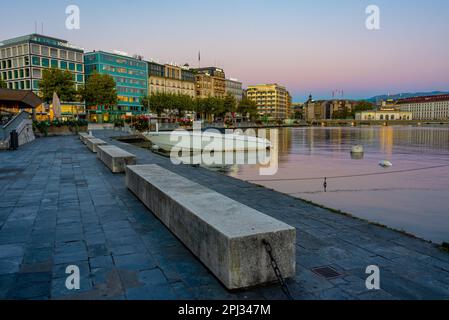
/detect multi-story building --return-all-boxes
[246,84,291,120]
[396,94,449,120]
[0,34,85,119]
[194,67,226,98]
[304,95,356,121]
[84,51,148,122]
[225,78,243,102]
[148,62,195,98]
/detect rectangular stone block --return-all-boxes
[85,138,107,153]
[125,164,296,290]
[79,132,93,144]
[96,145,137,173]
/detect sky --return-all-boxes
[1,0,449,101]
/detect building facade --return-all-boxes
[304,95,356,121]
[225,78,243,102]
[246,84,291,120]
[194,67,226,98]
[355,107,412,121]
[148,62,195,98]
[0,34,85,119]
[84,51,148,122]
[396,94,449,120]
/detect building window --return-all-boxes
[41,46,49,56]
[32,68,42,79]
[51,59,58,68]
[60,50,67,59]
[60,61,67,69]
[76,64,83,72]
[41,58,49,67]
[31,44,40,55]
[69,63,75,71]
[33,80,40,89]
[32,56,40,66]
[50,48,58,58]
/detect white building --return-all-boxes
[355,107,412,121]
[396,94,449,120]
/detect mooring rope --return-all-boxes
[246,163,449,182]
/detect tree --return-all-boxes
[0,79,7,89]
[352,100,374,118]
[80,73,117,109]
[238,98,259,121]
[39,68,77,103]
[223,94,237,114]
[332,106,351,119]
[142,93,167,117]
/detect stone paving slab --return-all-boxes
[0,132,448,300]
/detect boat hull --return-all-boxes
[143,131,271,152]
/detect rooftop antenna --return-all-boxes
[41,22,44,35]
[34,21,37,33]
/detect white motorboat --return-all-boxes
[143,130,271,152]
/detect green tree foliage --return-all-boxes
[141,93,170,117]
[80,73,117,108]
[223,94,237,114]
[238,98,259,120]
[39,69,77,103]
[141,92,249,121]
[0,79,7,89]
[351,100,374,118]
[332,106,351,119]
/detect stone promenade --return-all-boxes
[0,131,448,300]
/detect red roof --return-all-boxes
[396,94,449,104]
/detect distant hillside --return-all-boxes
[365,91,449,104]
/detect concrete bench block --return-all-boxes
[97,145,137,173]
[125,164,296,290]
[79,132,94,144]
[85,138,107,153]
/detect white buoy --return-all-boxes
[351,145,364,154]
[379,160,393,168]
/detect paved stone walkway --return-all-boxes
[0,131,448,300]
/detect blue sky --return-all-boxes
[1,0,449,101]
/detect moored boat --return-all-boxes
[143,130,271,152]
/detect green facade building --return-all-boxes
[84,51,148,122]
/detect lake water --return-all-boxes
[219,126,449,244]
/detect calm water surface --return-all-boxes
[219,126,449,244]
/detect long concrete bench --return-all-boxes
[125,164,296,290]
[85,138,107,153]
[79,132,94,144]
[97,145,137,173]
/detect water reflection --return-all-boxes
[223,126,449,244]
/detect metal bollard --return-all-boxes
[10,130,19,150]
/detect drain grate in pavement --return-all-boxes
[311,266,343,279]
